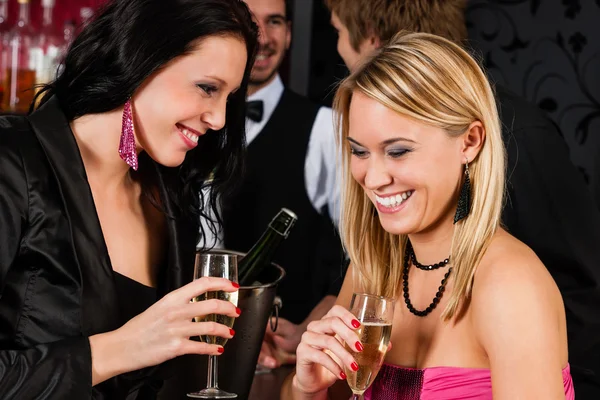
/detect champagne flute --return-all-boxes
[344,293,395,400]
[187,252,239,399]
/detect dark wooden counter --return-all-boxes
[248,366,294,400]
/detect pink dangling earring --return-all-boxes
[119,99,139,171]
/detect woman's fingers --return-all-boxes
[182,320,236,341]
[324,305,363,331]
[180,339,226,356]
[185,298,240,320]
[297,341,347,380]
[302,310,363,376]
[301,330,357,373]
[306,316,362,355]
[172,277,239,303]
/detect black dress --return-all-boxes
[113,272,157,328]
[104,273,159,399]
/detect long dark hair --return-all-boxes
[33,0,258,245]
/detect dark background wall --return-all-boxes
[466,0,600,205]
[302,0,600,208]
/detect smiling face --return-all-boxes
[244,0,291,92]
[131,35,247,167]
[347,91,466,236]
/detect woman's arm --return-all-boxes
[0,130,95,398]
[0,279,239,397]
[281,264,357,400]
[280,371,328,400]
[0,338,95,398]
[472,237,568,400]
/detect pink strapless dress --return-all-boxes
[363,363,575,400]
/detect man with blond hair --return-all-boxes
[324,0,600,397]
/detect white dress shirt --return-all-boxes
[198,75,339,248]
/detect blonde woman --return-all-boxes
[281,32,575,400]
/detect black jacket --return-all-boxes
[498,85,600,398]
[0,97,198,399]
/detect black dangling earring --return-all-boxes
[453,157,471,224]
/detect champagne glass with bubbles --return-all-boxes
[344,293,395,400]
[187,252,239,399]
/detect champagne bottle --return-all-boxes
[238,208,297,286]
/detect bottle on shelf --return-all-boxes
[80,7,94,27]
[238,208,298,286]
[0,0,10,108]
[3,0,37,114]
[31,0,61,87]
[62,19,76,50]
[54,18,76,76]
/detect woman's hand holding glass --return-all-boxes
[294,294,394,399]
[110,277,239,372]
[293,305,364,395]
[188,252,239,398]
[343,294,394,399]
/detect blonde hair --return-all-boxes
[334,32,506,320]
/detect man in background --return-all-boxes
[221,0,344,369]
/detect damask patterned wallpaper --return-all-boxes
[466,0,600,206]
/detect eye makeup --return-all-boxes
[197,83,218,96]
[386,147,412,158]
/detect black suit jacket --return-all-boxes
[497,85,600,398]
[0,97,198,399]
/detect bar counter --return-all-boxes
[248,366,294,400]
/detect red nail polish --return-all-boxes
[236,307,241,315]
[351,362,359,371]
[355,341,364,352]
[230,328,235,336]
[340,371,347,380]
[218,347,224,354]
[232,282,240,289]
[351,319,361,329]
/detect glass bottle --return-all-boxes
[31,0,61,86]
[238,208,298,286]
[3,0,37,114]
[0,0,10,108]
[80,7,94,26]
[55,19,76,77]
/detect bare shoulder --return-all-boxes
[469,229,567,356]
[470,229,566,336]
[472,229,561,303]
[467,228,569,398]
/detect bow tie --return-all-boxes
[246,100,264,122]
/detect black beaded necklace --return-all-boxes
[402,243,452,317]
[410,247,450,270]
